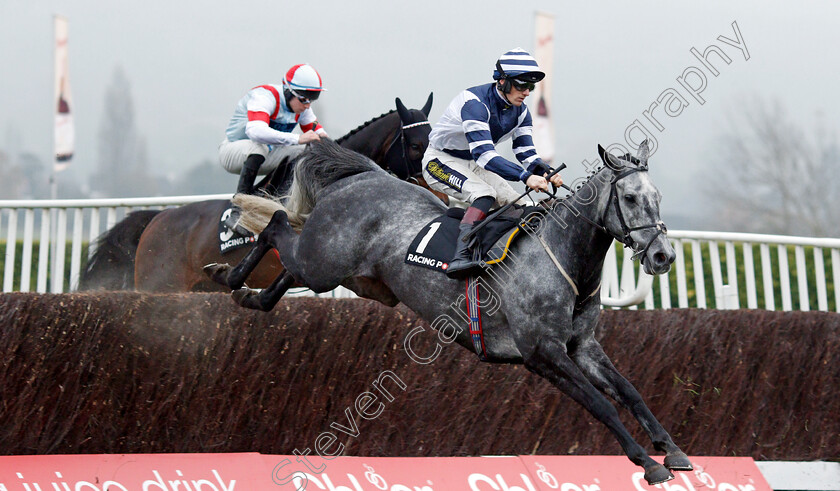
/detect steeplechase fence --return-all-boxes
[1,195,838,310]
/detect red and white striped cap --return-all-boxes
[283,64,326,92]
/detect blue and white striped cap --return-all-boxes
[492,47,545,82]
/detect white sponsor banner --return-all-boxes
[54,15,74,171]
[532,11,555,164]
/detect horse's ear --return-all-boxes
[636,139,650,165]
[395,97,411,123]
[598,144,624,170]
[421,92,433,117]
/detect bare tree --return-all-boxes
[89,66,157,197]
[708,97,840,237]
[0,149,25,199]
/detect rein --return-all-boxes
[555,165,666,261]
[532,164,666,301]
[383,119,430,180]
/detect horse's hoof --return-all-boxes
[644,464,674,486]
[203,263,232,286]
[232,287,266,311]
[232,287,254,304]
[664,451,693,471]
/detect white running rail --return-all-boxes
[603,230,840,311]
[1,196,838,310]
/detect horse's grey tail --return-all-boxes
[235,139,381,233]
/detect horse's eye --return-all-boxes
[410,144,420,150]
[624,194,636,203]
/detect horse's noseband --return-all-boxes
[600,166,668,262]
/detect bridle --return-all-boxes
[383,118,430,183]
[557,163,667,263]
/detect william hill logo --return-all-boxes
[427,160,464,191]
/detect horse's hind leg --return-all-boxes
[525,341,674,485]
[232,270,296,311]
[204,231,275,289]
[573,336,692,471]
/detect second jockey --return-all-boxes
[422,48,564,279]
[219,63,328,234]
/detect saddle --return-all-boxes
[404,204,546,273]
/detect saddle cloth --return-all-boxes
[218,204,258,254]
[404,205,545,273]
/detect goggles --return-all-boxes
[288,87,321,104]
[511,79,536,92]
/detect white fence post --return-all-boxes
[3,209,18,292]
[88,208,100,259]
[814,248,828,311]
[674,239,687,308]
[724,241,740,308]
[743,243,757,309]
[51,208,67,293]
[70,208,84,290]
[20,209,35,292]
[760,243,775,310]
[691,239,707,308]
[778,244,792,311]
[37,209,51,293]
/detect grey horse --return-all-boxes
[210,139,690,485]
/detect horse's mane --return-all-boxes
[335,110,397,145]
[560,153,640,200]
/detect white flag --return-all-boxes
[54,15,74,171]
[532,11,555,164]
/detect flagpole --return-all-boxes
[532,10,556,165]
[51,16,60,291]
[51,14,74,291]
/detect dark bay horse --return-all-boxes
[78,94,435,292]
[214,139,690,485]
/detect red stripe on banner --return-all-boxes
[247,111,270,124]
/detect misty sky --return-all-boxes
[1,0,838,227]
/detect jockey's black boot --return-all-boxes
[225,154,265,235]
[446,197,494,279]
[236,154,265,195]
[445,222,483,279]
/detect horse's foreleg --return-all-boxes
[232,270,296,311]
[573,336,692,471]
[570,302,692,472]
[525,341,674,486]
[204,230,275,289]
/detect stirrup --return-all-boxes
[446,248,482,279]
